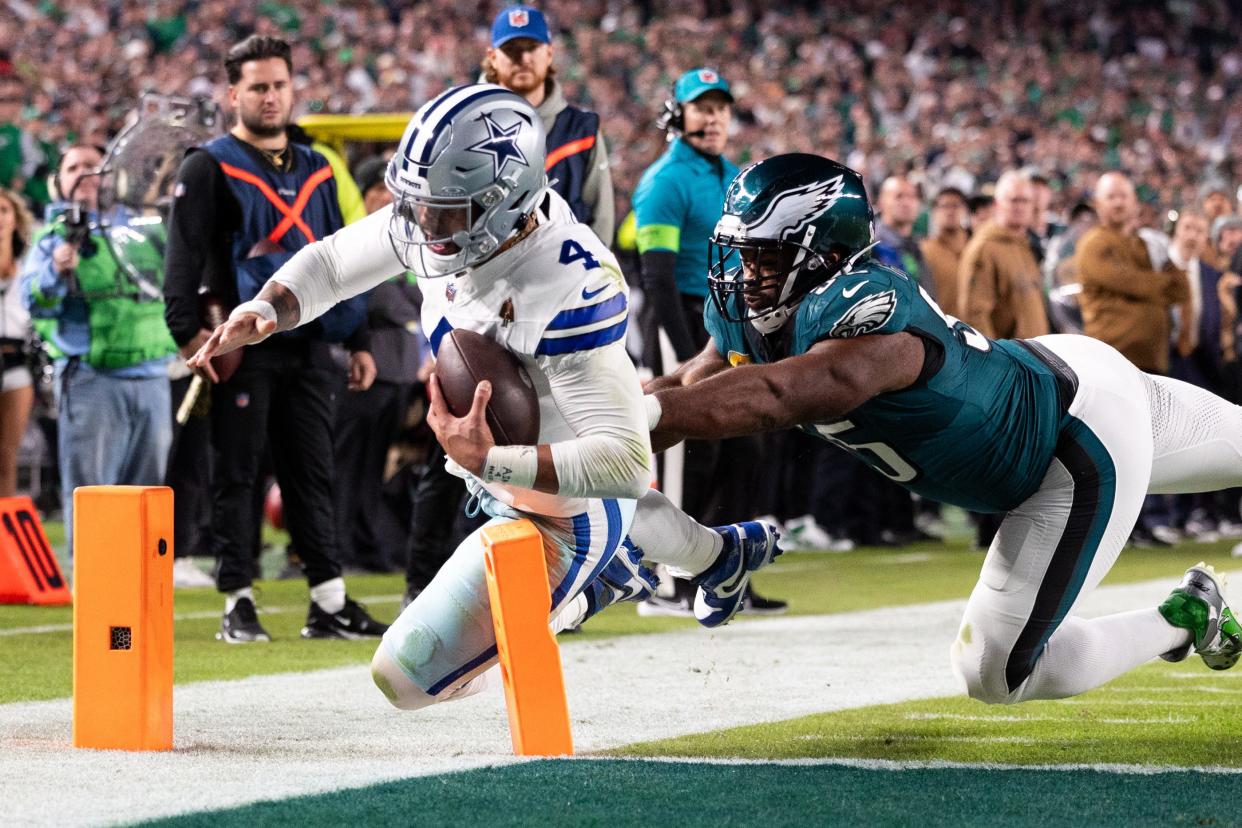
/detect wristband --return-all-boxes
[644,394,663,431]
[482,445,538,489]
[230,299,278,324]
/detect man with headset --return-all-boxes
[632,68,785,617]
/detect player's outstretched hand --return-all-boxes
[186,312,277,382]
[426,374,496,475]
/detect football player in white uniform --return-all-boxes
[189,85,781,711]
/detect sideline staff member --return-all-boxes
[483,4,614,242]
[23,145,177,555]
[164,35,386,643]
[633,68,784,617]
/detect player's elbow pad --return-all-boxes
[551,434,652,500]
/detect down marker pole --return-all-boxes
[482,519,574,756]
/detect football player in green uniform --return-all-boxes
[644,153,1242,704]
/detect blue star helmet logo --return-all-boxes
[466,113,529,178]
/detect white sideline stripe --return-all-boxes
[0,595,407,638]
[0,575,1236,826]
[902,712,1194,724]
[1104,685,1242,695]
[581,755,1242,775]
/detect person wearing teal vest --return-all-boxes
[631,68,784,618]
[646,153,1242,703]
[21,144,176,556]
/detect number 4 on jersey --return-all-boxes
[559,239,600,271]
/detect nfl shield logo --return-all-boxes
[698,69,718,84]
[445,282,457,302]
[235,393,250,409]
[509,9,529,26]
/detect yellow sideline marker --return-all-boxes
[72,486,174,751]
[482,519,574,757]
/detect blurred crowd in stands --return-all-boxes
[1,0,1242,603]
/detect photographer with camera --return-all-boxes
[20,144,178,554]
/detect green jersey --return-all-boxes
[704,260,1067,513]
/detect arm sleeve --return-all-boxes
[583,130,615,245]
[270,205,407,326]
[542,342,653,500]
[639,250,699,362]
[20,230,67,317]
[633,171,683,255]
[163,151,239,346]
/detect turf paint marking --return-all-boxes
[901,712,1194,725]
[0,575,1234,826]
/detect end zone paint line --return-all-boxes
[576,755,1242,775]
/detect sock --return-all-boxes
[310,577,346,613]
[549,593,589,633]
[1012,608,1192,702]
[628,489,723,578]
[225,587,254,614]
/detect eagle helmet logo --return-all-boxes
[707,153,875,331]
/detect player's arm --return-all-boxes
[643,337,728,392]
[428,342,652,499]
[188,206,404,379]
[650,332,924,444]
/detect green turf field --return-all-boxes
[5,516,1242,825]
[2,530,1237,704]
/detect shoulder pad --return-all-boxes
[798,265,913,342]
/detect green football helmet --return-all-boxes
[708,153,875,332]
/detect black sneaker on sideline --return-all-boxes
[301,596,389,639]
[742,586,788,616]
[217,597,272,643]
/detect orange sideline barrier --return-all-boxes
[0,496,71,605]
[482,519,574,757]
[73,486,174,751]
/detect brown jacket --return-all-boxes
[956,223,1049,339]
[1076,225,1190,373]
[921,231,968,315]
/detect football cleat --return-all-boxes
[693,521,783,628]
[301,596,389,640]
[1158,562,1242,670]
[217,597,271,644]
[742,586,789,616]
[582,539,660,621]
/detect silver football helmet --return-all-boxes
[386,84,549,277]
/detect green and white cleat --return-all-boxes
[1158,562,1242,671]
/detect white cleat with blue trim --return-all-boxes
[693,522,783,628]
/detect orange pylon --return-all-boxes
[482,519,574,756]
[73,486,174,751]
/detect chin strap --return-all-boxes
[749,303,796,335]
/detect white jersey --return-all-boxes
[272,190,651,518]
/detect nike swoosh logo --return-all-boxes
[842,281,868,298]
[582,285,608,300]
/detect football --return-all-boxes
[435,329,540,446]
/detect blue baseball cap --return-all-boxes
[674,68,733,104]
[491,6,551,48]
